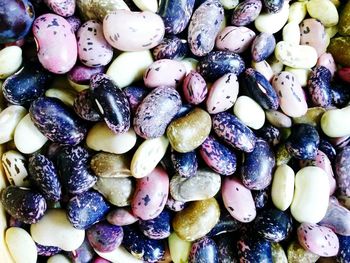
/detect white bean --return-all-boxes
[0,46,22,79]
[0,105,27,144]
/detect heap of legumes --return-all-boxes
[0,0,350,262]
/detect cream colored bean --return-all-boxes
[2,150,29,187]
[182,57,199,74]
[47,254,71,263]
[254,1,289,34]
[291,166,329,223]
[0,105,27,144]
[68,78,89,92]
[284,67,311,87]
[233,96,265,130]
[271,164,295,211]
[45,87,77,107]
[321,106,350,137]
[275,41,318,69]
[30,209,85,251]
[131,136,169,178]
[251,60,274,82]
[282,22,300,44]
[0,46,22,79]
[86,122,137,154]
[326,26,338,39]
[220,0,239,9]
[132,0,158,12]
[265,110,292,128]
[14,114,48,154]
[293,107,326,127]
[306,0,338,27]
[107,50,154,88]
[5,227,37,263]
[168,232,191,263]
[95,246,143,263]
[288,2,307,24]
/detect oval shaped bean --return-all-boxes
[275,41,318,69]
[139,209,171,240]
[182,71,207,105]
[0,46,22,79]
[90,73,130,134]
[91,152,131,178]
[30,97,87,145]
[291,166,329,223]
[170,169,221,202]
[168,232,191,263]
[77,20,113,67]
[197,51,245,81]
[171,150,198,178]
[189,237,218,263]
[143,59,186,88]
[233,95,265,129]
[251,33,276,62]
[6,227,37,263]
[167,108,211,153]
[222,177,256,223]
[103,10,165,51]
[254,1,289,33]
[206,73,239,114]
[107,208,138,226]
[271,164,295,211]
[216,26,255,53]
[306,0,338,27]
[335,146,350,198]
[33,14,77,74]
[300,19,327,57]
[44,0,75,17]
[87,221,123,252]
[131,167,169,220]
[188,0,224,56]
[272,71,308,117]
[173,198,220,242]
[86,122,137,154]
[231,0,262,26]
[213,111,256,152]
[153,36,188,61]
[307,66,332,108]
[131,136,169,178]
[282,22,300,44]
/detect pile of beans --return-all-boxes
[0,0,350,262]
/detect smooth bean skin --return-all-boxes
[103,10,165,52]
[68,64,105,91]
[44,0,75,17]
[188,0,224,56]
[171,150,198,178]
[182,71,207,105]
[30,97,87,145]
[189,237,219,263]
[0,0,35,43]
[33,14,77,74]
[271,164,295,211]
[206,73,239,114]
[170,169,221,202]
[133,86,182,139]
[222,177,256,223]
[73,89,102,122]
[167,108,211,153]
[131,167,169,220]
[237,235,272,262]
[253,208,293,242]
[123,226,165,262]
[251,33,276,62]
[56,146,97,194]
[300,19,327,57]
[307,66,332,108]
[158,0,195,34]
[172,198,220,242]
[297,223,339,257]
[213,112,256,153]
[90,73,130,134]
[199,136,237,176]
[231,0,262,26]
[28,154,61,201]
[139,209,171,240]
[197,51,245,81]
[243,68,279,110]
[152,36,188,61]
[335,146,350,198]
[262,0,284,13]
[67,191,111,229]
[87,221,123,253]
[286,124,320,160]
[241,138,275,190]
[207,212,241,237]
[291,167,329,223]
[2,62,53,105]
[1,150,29,187]
[216,26,256,53]
[1,186,46,224]
[107,208,138,226]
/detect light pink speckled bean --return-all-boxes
[182,71,207,105]
[33,14,77,74]
[144,59,186,88]
[297,223,339,257]
[222,177,256,223]
[216,26,256,53]
[317,53,337,77]
[131,167,169,220]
